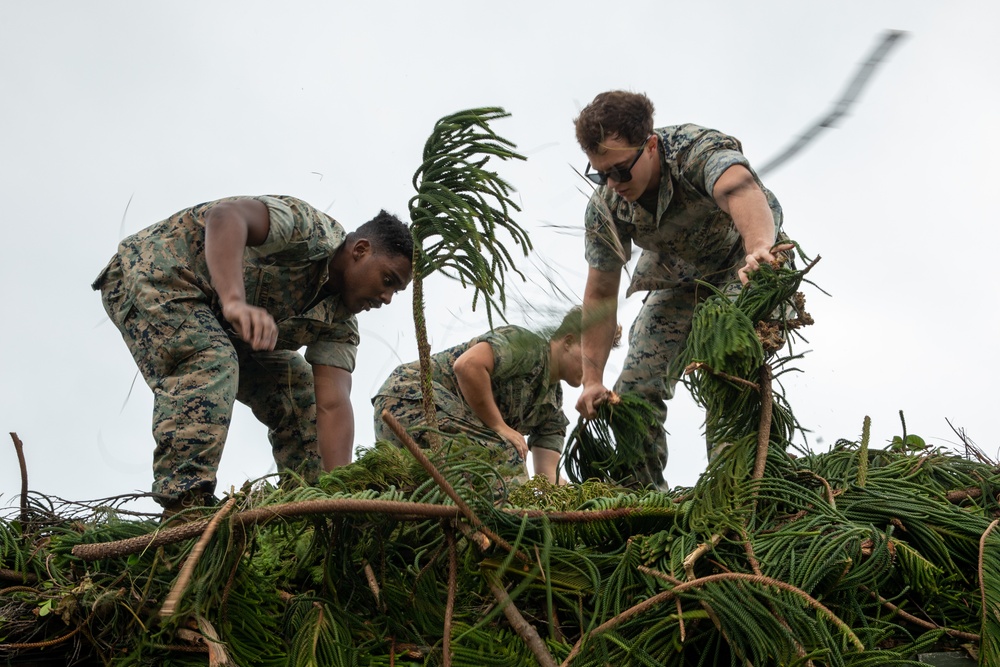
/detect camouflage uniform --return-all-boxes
[585,124,784,486]
[372,326,568,479]
[92,195,360,506]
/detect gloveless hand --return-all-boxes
[738,242,796,285]
[222,301,278,351]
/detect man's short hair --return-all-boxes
[549,305,621,347]
[551,305,583,340]
[354,210,414,261]
[574,90,655,154]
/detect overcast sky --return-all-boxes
[2,1,998,510]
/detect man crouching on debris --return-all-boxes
[372,307,594,485]
[93,195,413,516]
[573,90,793,489]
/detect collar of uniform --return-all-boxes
[298,290,353,323]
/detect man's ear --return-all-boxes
[352,238,371,259]
[562,333,576,349]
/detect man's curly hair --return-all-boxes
[574,90,655,154]
[353,210,413,261]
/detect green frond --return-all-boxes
[409,106,529,326]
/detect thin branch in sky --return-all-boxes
[120,370,141,414]
[758,30,907,177]
[118,192,134,240]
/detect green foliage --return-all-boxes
[981,521,1000,664]
[0,436,995,664]
[409,106,529,324]
[562,392,660,487]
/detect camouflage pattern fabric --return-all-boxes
[92,195,358,506]
[372,326,569,481]
[584,125,785,487]
[585,124,783,296]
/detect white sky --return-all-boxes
[2,1,998,510]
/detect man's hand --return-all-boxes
[496,424,528,461]
[737,242,796,285]
[222,300,278,350]
[576,381,611,419]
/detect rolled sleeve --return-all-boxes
[680,131,751,198]
[703,150,751,197]
[584,193,630,272]
[304,316,360,371]
[481,328,546,382]
[253,195,307,257]
[527,407,569,453]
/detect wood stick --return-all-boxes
[561,571,864,666]
[381,409,527,563]
[160,497,237,617]
[443,526,456,667]
[9,433,28,524]
[485,572,558,667]
[752,365,773,481]
[71,498,673,562]
[980,518,1000,635]
[867,589,979,642]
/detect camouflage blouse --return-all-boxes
[584,124,783,296]
[374,326,569,453]
[95,195,359,371]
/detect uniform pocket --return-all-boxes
[117,300,183,382]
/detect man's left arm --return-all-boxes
[313,364,354,469]
[712,164,793,284]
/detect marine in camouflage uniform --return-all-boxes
[93,195,411,508]
[575,91,787,488]
[372,325,570,482]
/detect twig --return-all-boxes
[456,520,491,551]
[444,525,457,667]
[741,529,762,577]
[0,569,37,585]
[561,571,864,666]
[946,487,983,503]
[0,585,38,595]
[0,625,80,649]
[980,518,1000,632]
[9,433,28,524]
[867,589,980,642]
[72,498,463,560]
[757,31,907,177]
[71,496,679,562]
[363,561,381,608]
[802,472,836,507]
[684,363,760,391]
[511,506,677,521]
[740,531,814,666]
[160,497,237,617]
[485,572,558,667]
[752,365,773,481]
[196,615,235,667]
[381,409,526,563]
[683,534,722,581]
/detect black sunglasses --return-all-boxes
[584,135,652,185]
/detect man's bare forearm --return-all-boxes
[318,401,354,469]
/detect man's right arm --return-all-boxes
[575,266,621,419]
[204,198,278,350]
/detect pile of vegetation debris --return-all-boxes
[3,108,997,665]
[1,419,998,666]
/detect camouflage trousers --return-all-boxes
[98,258,321,507]
[372,394,529,485]
[613,285,708,489]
